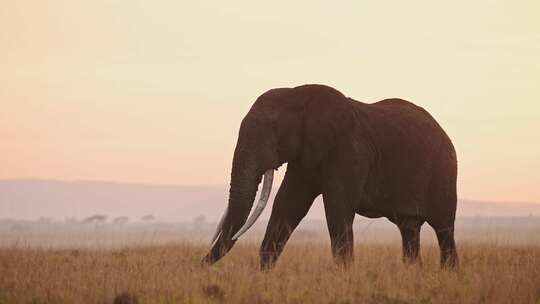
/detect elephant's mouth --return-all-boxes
[210,169,274,245]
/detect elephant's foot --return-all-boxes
[440,250,459,270]
[402,255,423,267]
[259,251,279,271]
[331,243,354,267]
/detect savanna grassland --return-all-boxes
[1,242,539,304]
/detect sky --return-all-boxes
[1,1,539,203]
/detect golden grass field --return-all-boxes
[1,242,539,304]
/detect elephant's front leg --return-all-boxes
[260,166,319,270]
[322,191,356,265]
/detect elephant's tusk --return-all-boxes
[232,169,274,240]
[210,206,228,246]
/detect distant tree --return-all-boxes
[113,216,129,224]
[141,214,156,221]
[10,223,25,232]
[193,215,206,226]
[83,214,108,224]
[38,217,52,224]
[191,215,207,233]
[64,217,78,224]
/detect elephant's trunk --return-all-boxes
[202,145,274,265]
[232,169,273,240]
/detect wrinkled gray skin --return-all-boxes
[202,84,458,270]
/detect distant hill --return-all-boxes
[1,179,539,221]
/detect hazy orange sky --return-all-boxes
[1,1,539,203]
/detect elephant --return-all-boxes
[202,84,458,270]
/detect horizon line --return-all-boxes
[1,177,539,205]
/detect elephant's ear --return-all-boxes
[299,89,354,168]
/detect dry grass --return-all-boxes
[0,242,539,304]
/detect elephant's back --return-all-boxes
[358,98,456,217]
[365,97,452,151]
[367,98,452,150]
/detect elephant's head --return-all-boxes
[202,84,353,264]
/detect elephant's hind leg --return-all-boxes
[434,225,458,269]
[259,166,319,270]
[396,217,424,265]
[428,143,458,270]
